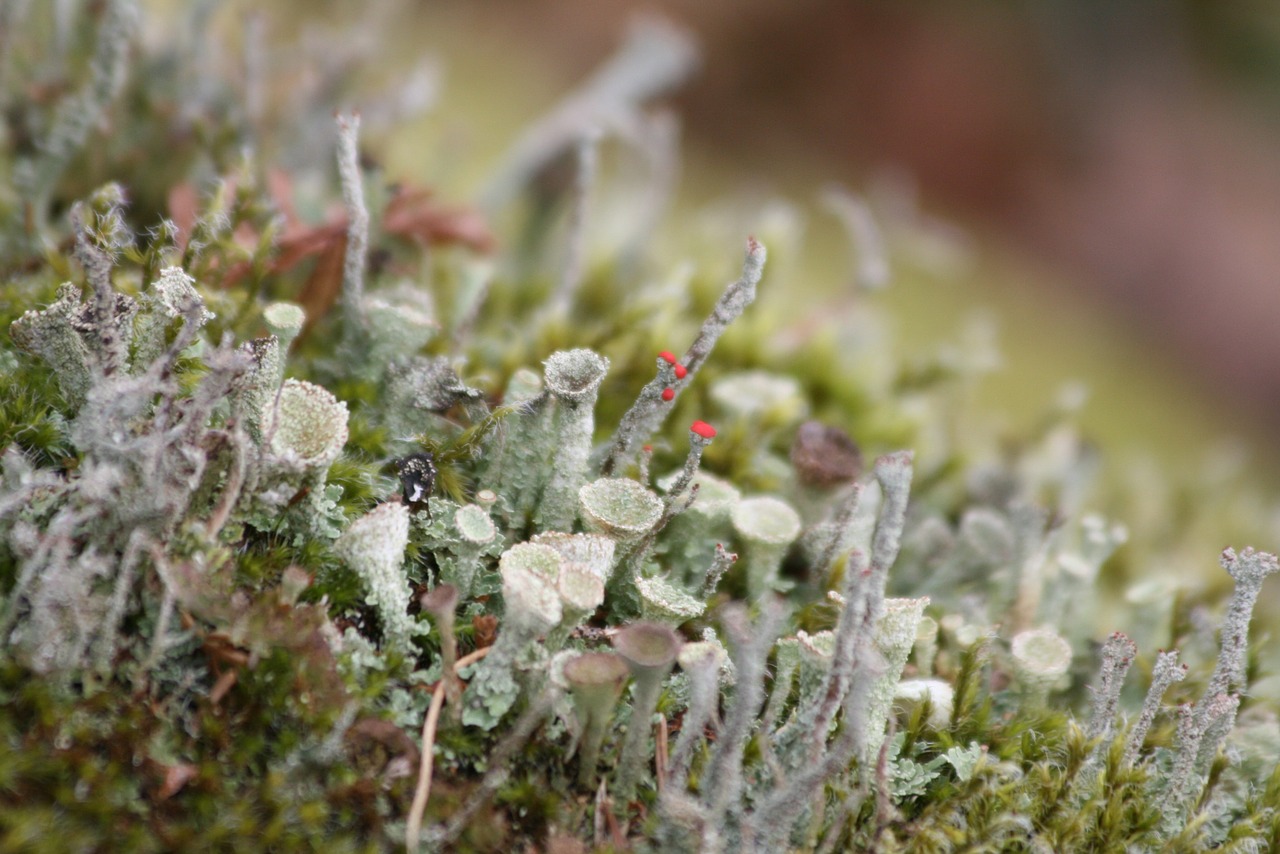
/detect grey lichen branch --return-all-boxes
[702,599,789,841]
[1123,649,1187,766]
[18,0,138,222]
[701,542,738,598]
[1197,547,1278,724]
[1086,631,1137,742]
[664,641,723,792]
[480,14,697,212]
[546,130,602,320]
[335,112,369,342]
[820,184,890,292]
[71,202,139,381]
[602,237,766,474]
[681,236,767,379]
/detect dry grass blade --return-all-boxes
[405,645,493,853]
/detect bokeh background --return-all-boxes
[326,0,1280,483]
[121,0,1280,507]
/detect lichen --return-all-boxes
[0,5,1278,853]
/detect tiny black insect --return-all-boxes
[397,452,437,508]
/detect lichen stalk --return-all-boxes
[1086,632,1137,741]
[804,549,871,752]
[334,503,415,657]
[612,622,683,802]
[23,0,137,217]
[335,113,369,341]
[703,600,787,836]
[701,542,738,597]
[480,15,698,212]
[461,544,563,729]
[547,130,601,319]
[602,238,766,473]
[536,349,610,532]
[564,652,630,790]
[1010,628,1073,705]
[665,641,722,792]
[1123,649,1188,765]
[1196,547,1279,727]
[731,495,802,600]
[861,597,929,767]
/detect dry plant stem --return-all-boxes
[422,586,463,715]
[435,689,556,847]
[406,645,492,853]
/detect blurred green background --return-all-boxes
[340,1,1280,483]
[98,0,1280,607]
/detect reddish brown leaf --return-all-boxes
[294,232,349,333]
[383,185,496,254]
[472,614,499,649]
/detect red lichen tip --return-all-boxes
[658,350,678,365]
[673,364,688,380]
[690,420,717,439]
[642,444,653,453]
[661,388,675,402]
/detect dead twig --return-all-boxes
[405,646,493,852]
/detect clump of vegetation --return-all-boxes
[2,3,1278,852]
